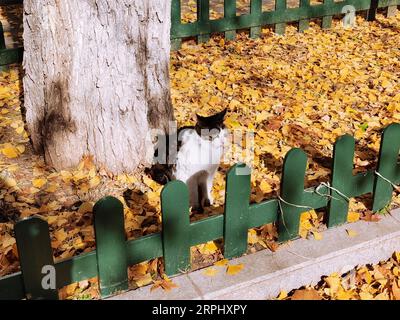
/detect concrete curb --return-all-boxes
[107,209,400,300]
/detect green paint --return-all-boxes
[94,197,128,298]
[197,0,210,44]
[250,0,262,38]
[15,217,58,300]
[2,123,400,299]
[278,149,308,242]
[299,0,310,32]
[327,135,355,227]
[161,181,191,276]
[170,0,400,48]
[224,0,237,40]
[224,163,251,259]
[372,124,400,211]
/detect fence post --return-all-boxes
[224,0,237,41]
[15,217,58,300]
[161,180,191,276]
[171,0,182,51]
[322,0,333,29]
[367,0,379,21]
[197,0,210,43]
[0,22,6,72]
[250,0,262,38]
[94,196,128,298]
[278,148,308,242]
[0,22,5,50]
[387,3,398,17]
[275,0,287,35]
[299,0,310,32]
[372,123,400,212]
[224,163,251,259]
[327,135,354,227]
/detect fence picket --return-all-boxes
[274,0,287,35]
[224,163,251,259]
[327,135,355,227]
[387,4,398,17]
[224,0,237,40]
[372,124,400,211]
[161,180,191,276]
[197,0,211,43]
[171,0,183,50]
[250,0,262,38]
[14,217,58,300]
[367,0,379,21]
[94,196,128,298]
[0,22,5,49]
[278,148,308,242]
[322,0,334,29]
[299,0,310,32]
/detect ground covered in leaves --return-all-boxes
[1,5,400,299]
[278,252,400,300]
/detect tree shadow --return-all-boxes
[0,4,23,49]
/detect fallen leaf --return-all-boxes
[226,264,244,276]
[203,268,219,277]
[291,288,322,300]
[346,229,358,237]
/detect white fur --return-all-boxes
[172,128,227,209]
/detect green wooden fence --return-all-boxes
[170,0,400,50]
[0,0,399,65]
[0,0,23,67]
[0,123,399,300]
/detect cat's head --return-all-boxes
[195,108,227,140]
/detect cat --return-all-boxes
[147,108,228,212]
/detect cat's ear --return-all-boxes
[216,108,228,121]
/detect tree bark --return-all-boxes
[23,0,174,173]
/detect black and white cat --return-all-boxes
[148,108,228,212]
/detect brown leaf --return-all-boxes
[291,288,322,300]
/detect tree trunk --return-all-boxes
[23,0,174,173]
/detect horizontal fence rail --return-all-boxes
[0,123,399,300]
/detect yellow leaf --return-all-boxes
[277,290,288,300]
[346,229,358,237]
[325,273,341,295]
[16,126,24,134]
[32,178,47,188]
[226,264,244,276]
[248,229,258,245]
[78,202,93,214]
[198,241,218,254]
[0,86,11,99]
[359,291,374,300]
[54,229,68,242]
[2,144,19,158]
[203,268,219,277]
[45,183,58,193]
[136,273,153,287]
[259,180,273,194]
[16,145,25,154]
[313,231,323,241]
[214,259,229,267]
[347,212,360,223]
[3,177,17,188]
[89,176,101,188]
